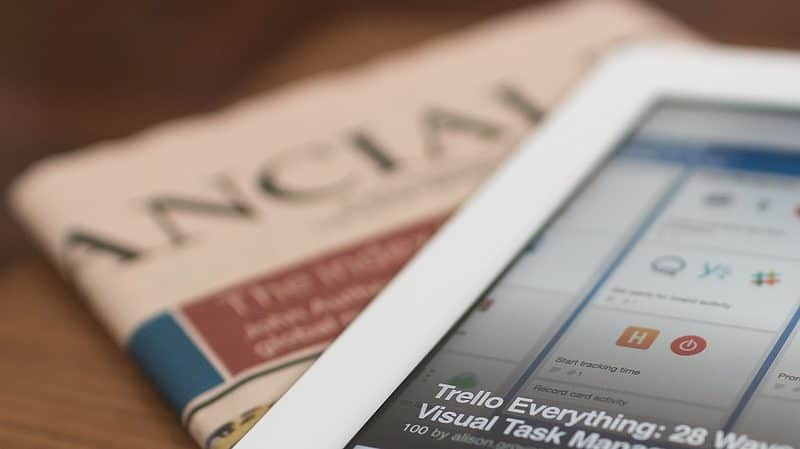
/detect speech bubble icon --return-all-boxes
[651,255,686,276]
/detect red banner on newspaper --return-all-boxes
[182,216,447,375]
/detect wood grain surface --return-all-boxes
[0,260,195,448]
[1,1,799,448]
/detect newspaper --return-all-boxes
[8,1,698,447]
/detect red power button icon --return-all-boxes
[671,335,707,356]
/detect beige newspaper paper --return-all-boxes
[9,1,698,447]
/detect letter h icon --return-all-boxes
[616,326,660,350]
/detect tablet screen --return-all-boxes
[348,100,800,449]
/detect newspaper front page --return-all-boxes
[9,1,698,447]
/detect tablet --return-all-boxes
[237,45,800,449]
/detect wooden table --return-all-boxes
[2,1,799,448]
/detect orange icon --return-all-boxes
[616,326,660,350]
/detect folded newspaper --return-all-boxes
[9,1,698,447]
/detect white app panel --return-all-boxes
[596,243,800,332]
[735,396,800,445]
[502,231,616,295]
[760,328,800,402]
[736,328,800,444]
[553,160,680,236]
[445,284,573,362]
[536,307,773,409]
[651,171,800,261]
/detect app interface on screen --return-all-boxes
[347,100,800,449]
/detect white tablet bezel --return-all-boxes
[236,43,800,448]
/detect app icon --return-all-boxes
[704,192,733,208]
[616,326,660,350]
[477,297,495,312]
[698,262,731,280]
[446,372,477,389]
[651,255,686,277]
[671,335,707,356]
[752,271,780,286]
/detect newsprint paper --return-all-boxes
[9,1,698,447]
